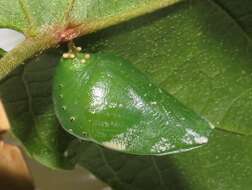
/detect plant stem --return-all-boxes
[0,34,58,80]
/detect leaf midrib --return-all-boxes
[96,144,170,189]
[97,145,125,186]
[151,156,166,187]
[64,0,76,22]
[20,64,59,153]
[18,0,37,35]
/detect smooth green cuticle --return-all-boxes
[53,52,213,155]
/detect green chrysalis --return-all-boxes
[53,51,213,155]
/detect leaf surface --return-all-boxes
[77,0,252,135]
[0,0,181,35]
[0,49,75,169]
[71,130,252,190]
[57,1,252,186]
[214,0,252,38]
[0,0,181,81]
[0,0,251,189]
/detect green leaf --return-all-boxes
[0,49,75,169]
[214,0,252,38]
[0,0,181,80]
[77,0,252,135]
[0,48,5,56]
[67,1,252,188]
[70,130,252,190]
[0,0,251,189]
[0,0,181,35]
[53,52,213,155]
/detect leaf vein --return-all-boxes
[18,0,36,34]
[97,145,125,186]
[209,0,251,43]
[64,0,76,22]
[151,157,166,187]
[219,87,252,126]
[21,66,37,126]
